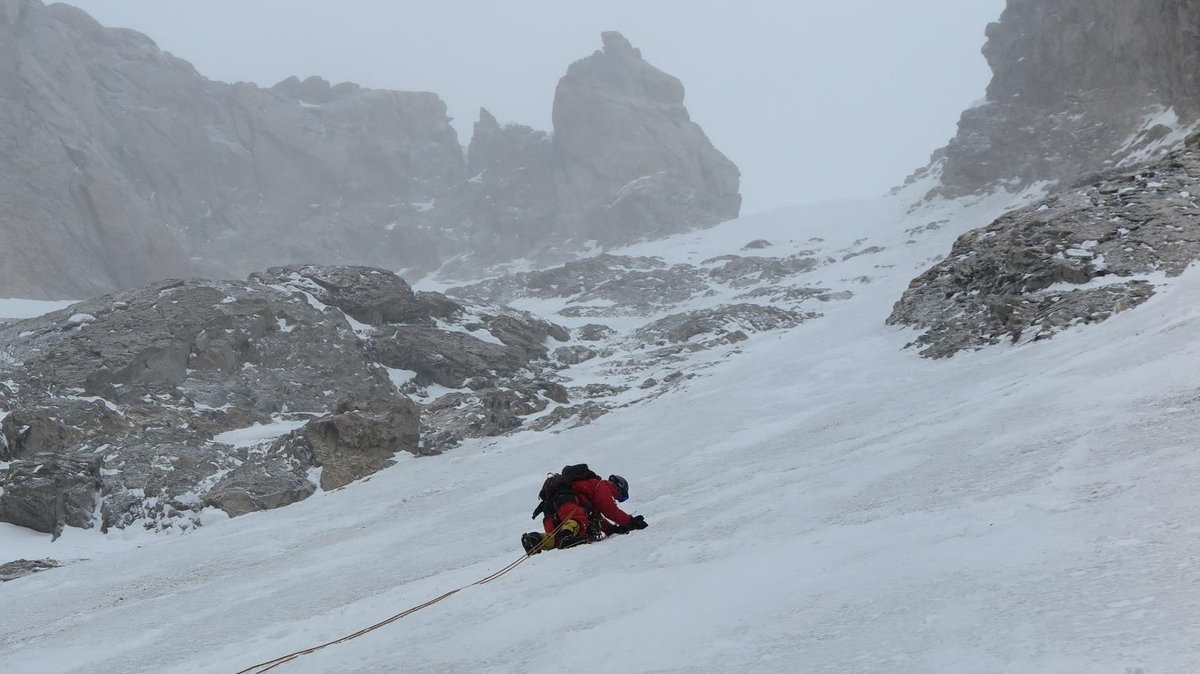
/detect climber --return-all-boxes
[521,464,648,555]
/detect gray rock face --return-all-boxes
[16,277,392,410]
[633,305,808,345]
[704,255,821,288]
[0,1,462,299]
[554,345,598,366]
[97,440,248,530]
[451,255,681,306]
[203,464,316,520]
[577,324,617,342]
[1,403,128,461]
[471,313,570,360]
[0,272,399,531]
[422,381,566,453]
[440,32,744,275]
[0,2,192,299]
[249,266,457,327]
[0,264,569,533]
[371,327,530,390]
[890,143,1200,357]
[1,455,101,536]
[272,397,421,491]
[450,252,828,319]
[925,0,1200,198]
[462,108,558,263]
[0,3,741,299]
[550,31,742,246]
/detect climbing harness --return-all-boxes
[233,520,568,674]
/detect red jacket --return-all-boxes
[571,477,633,528]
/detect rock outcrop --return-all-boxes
[272,397,421,491]
[0,265,569,533]
[448,251,839,319]
[0,1,740,299]
[462,109,558,263]
[633,305,808,346]
[925,0,1200,198]
[0,558,60,582]
[550,31,742,246]
[1,455,102,536]
[439,33,744,274]
[890,141,1200,357]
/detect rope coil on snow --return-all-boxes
[233,521,566,674]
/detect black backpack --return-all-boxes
[531,463,601,522]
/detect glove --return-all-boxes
[626,515,648,531]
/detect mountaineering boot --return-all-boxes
[555,519,588,550]
[522,532,547,555]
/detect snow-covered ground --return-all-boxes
[0,298,76,321]
[3,188,1200,673]
[211,419,313,448]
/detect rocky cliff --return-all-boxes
[0,0,463,299]
[926,0,1200,198]
[550,32,741,246]
[890,1,1200,357]
[440,32,743,274]
[891,137,1200,357]
[0,0,739,299]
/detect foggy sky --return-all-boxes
[64,0,1005,213]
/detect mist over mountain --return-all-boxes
[0,0,738,300]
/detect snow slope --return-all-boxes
[3,189,1200,673]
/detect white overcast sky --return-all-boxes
[64,0,1005,214]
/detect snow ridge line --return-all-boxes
[233,522,565,673]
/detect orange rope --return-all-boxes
[233,523,565,674]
